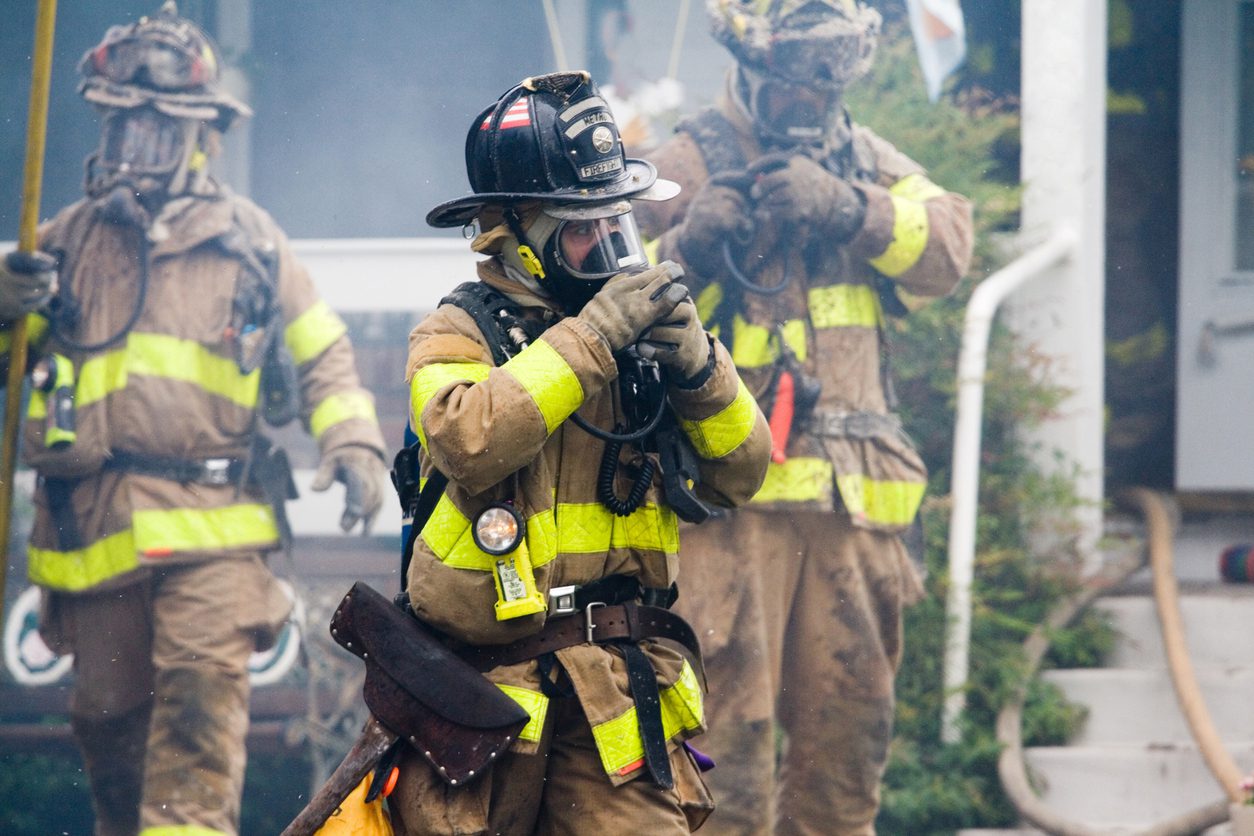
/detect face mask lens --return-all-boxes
[101,109,187,173]
[98,39,200,90]
[555,211,645,280]
[758,80,838,141]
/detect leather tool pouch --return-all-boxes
[330,582,530,785]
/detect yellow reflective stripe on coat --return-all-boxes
[557,501,679,554]
[694,283,724,325]
[285,300,347,365]
[75,350,128,407]
[501,339,584,434]
[592,660,704,776]
[128,333,261,407]
[807,284,881,330]
[310,390,378,440]
[139,826,231,836]
[422,497,676,568]
[727,316,808,369]
[835,473,926,526]
[681,379,757,459]
[421,496,558,571]
[409,361,491,448]
[132,503,279,556]
[497,684,549,743]
[750,457,834,504]
[27,529,140,592]
[868,186,930,278]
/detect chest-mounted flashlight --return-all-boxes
[472,503,525,556]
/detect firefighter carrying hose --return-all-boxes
[381,70,770,833]
[634,1,975,833]
[0,4,389,834]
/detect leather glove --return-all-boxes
[749,154,866,241]
[677,182,753,276]
[311,445,389,534]
[637,298,711,383]
[578,261,688,352]
[0,250,56,321]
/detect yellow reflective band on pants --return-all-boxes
[591,660,704,776]
[28,529,140,592]
[807,283,881,330]
[497,684,549,743]
[868,189,930,278]
[285,300,348,365]
[132,503,280,557]
[310,390,379,440]
[501,339,584,434]
[681,379,758,459]
[750,457,835,504]
[409,361,491,448]
[835,473,926,527]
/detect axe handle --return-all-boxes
[281,714,398,836]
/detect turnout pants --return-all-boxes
[389,667,713,835]
[42,556,290,836]
[674,509,922,836]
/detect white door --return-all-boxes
[1178,0,1254,489]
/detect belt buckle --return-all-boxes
[201,458,233,486]
[584,601,605,643]
[548,585,578,617]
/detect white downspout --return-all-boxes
[941,230,1076,744]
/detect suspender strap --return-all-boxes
[399,468,450,588]
[620,640,675,788]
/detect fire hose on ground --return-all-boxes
[995,488,1239,835]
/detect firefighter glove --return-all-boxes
[678,182,753,276]
[312,445,389,535]
[579,261,687,353]
[749,154,866,241]
[0,250,56,321]
[638,298,711,383]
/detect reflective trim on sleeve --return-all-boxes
[128,333,261,407]
[409,361,491,448]
[285,300,348,365]
[888,172,946,203]
[132,503,279,556]
[500,338,584,434]
[681,379,757,459]
[868,192,929,278]
[835,473,926,527]
[27,529,139,592]
[750,456,835,504]
[496,684,550,743]
[0,313,49,357]
[310,390,378,440]
[591,660,704,776]
[807,284,881,330]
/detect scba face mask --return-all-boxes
[97,107,194,177]
[739,66,843,146]
[539,202,648,311]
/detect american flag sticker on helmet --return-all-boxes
[481,99,531,130]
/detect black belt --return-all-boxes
[103,450,247,487]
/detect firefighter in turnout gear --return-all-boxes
[390,71,770,834]
[0,4,388,834]
[634,1,975,833]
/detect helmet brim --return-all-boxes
[80,78,253,127]
[426,158,677,229]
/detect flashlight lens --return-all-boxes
[474,505,522,555]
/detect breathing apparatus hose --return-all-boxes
[994,488,1235,835]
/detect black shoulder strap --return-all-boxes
[439,281,528,366]
[675,107,748,177]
